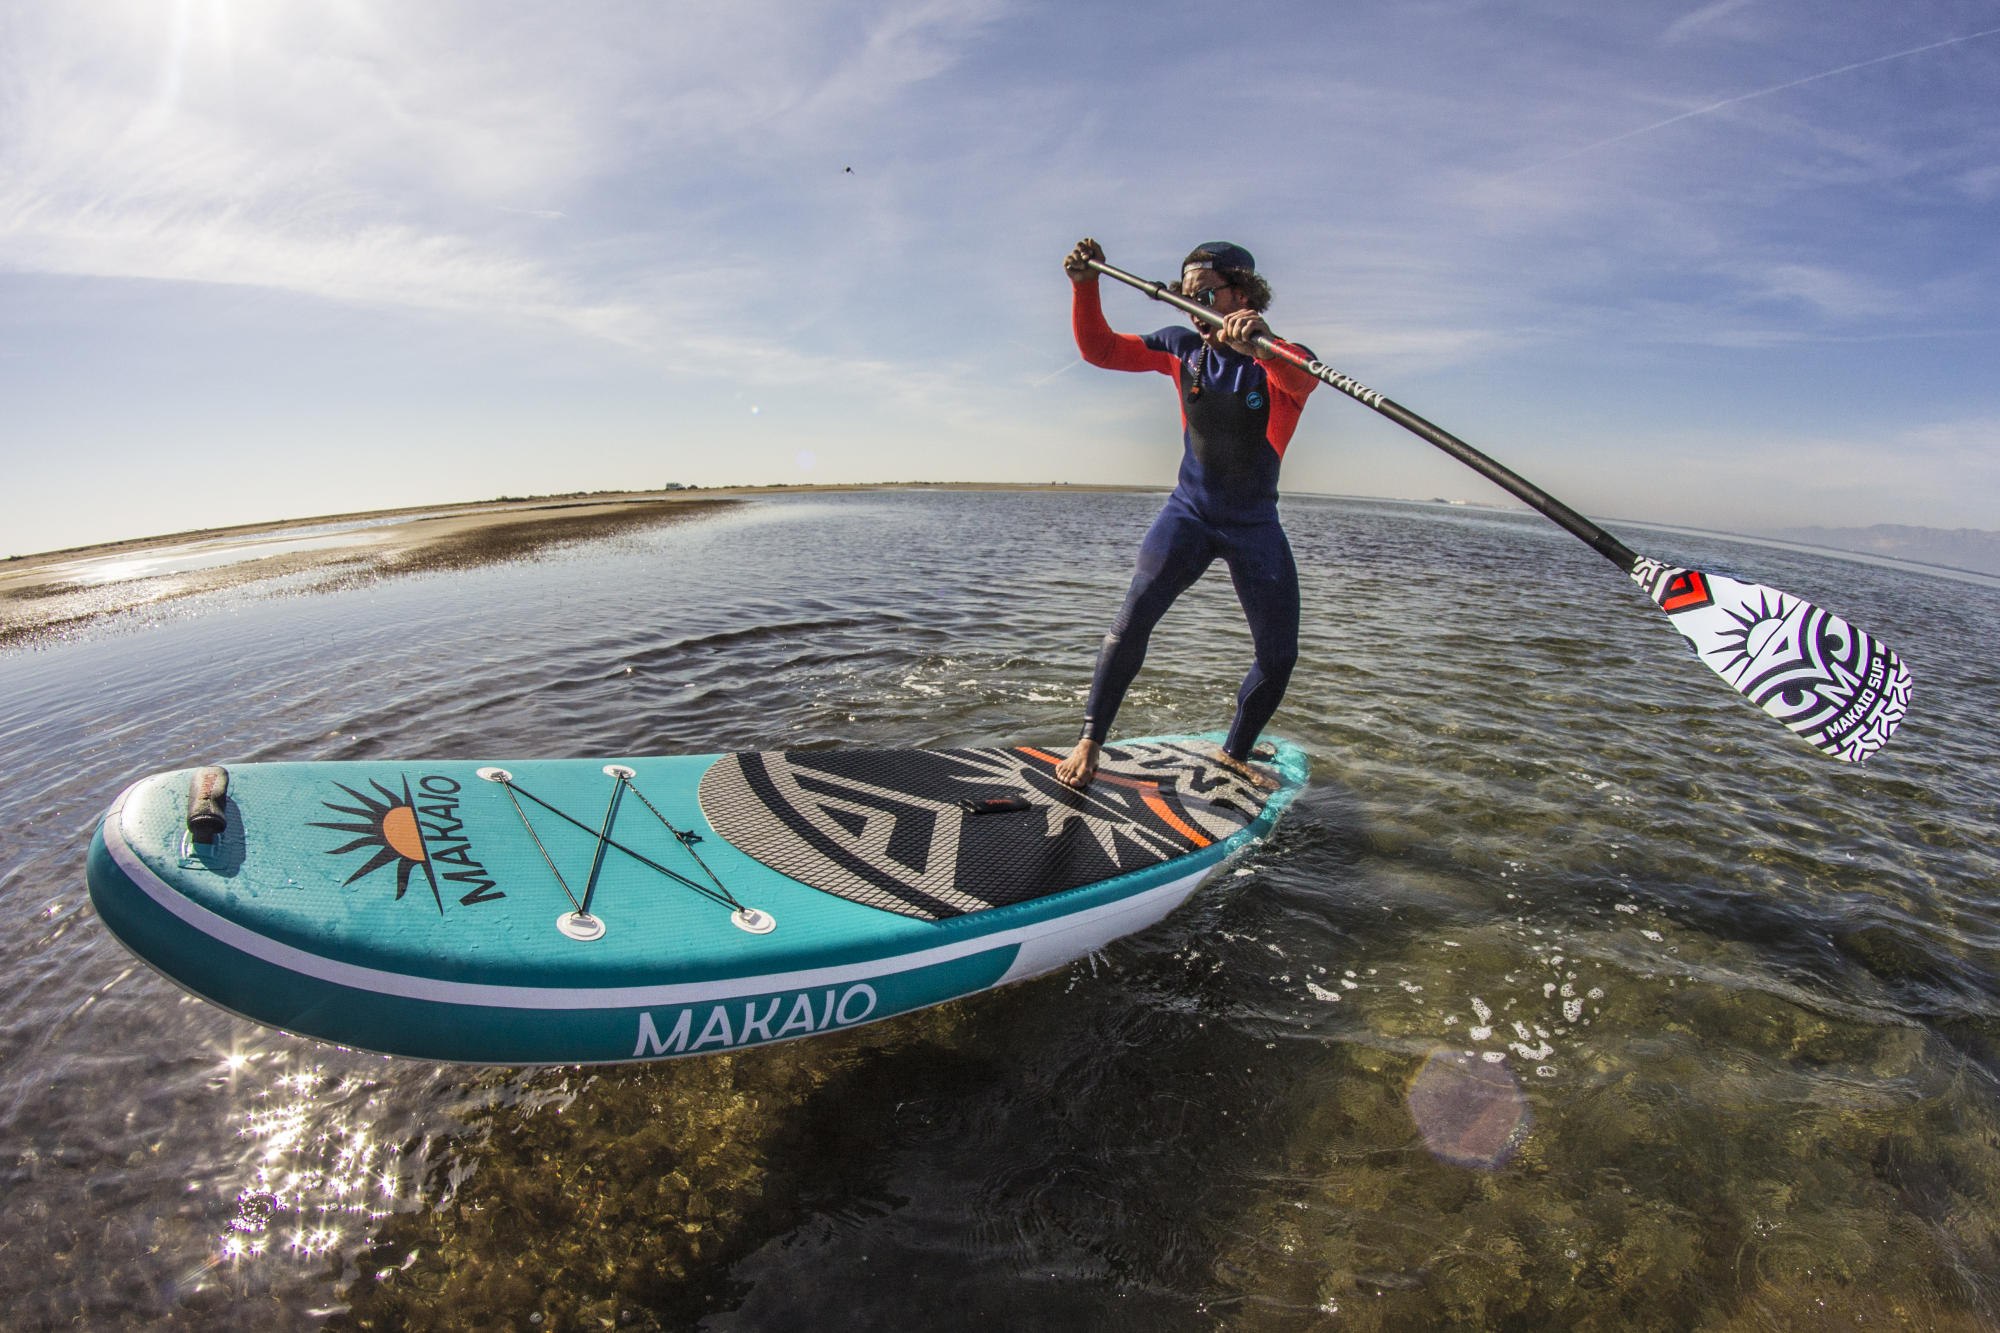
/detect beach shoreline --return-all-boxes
[0,484,1157,648]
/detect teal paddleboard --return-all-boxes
[86,736,1308,1064]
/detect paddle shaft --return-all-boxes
[1084,259,1641,572]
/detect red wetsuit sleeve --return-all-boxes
[1072,280,1179,376]
[1257,338,1318,459]
[1257,339,1319,404]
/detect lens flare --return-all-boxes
[1406,1047,1532,1169]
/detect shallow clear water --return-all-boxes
[2,490,1997,1329]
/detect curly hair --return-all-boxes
[1171,249,1273,312]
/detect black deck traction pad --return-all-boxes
[696,742,1271,921]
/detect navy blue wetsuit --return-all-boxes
[1071,280,1318,760]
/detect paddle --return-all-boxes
[1085,257,1913,763]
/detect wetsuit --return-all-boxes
[1071,279,1318,760]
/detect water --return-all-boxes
[2,490,1996,1329]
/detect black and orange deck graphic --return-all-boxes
[698,742,1270,920]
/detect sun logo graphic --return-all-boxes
[313,777,443,910]
[311,774,504,913]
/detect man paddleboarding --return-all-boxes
[1055,238,1320,790]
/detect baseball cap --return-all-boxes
[1182,241,1256,276]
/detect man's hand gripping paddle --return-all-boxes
[1085,257,1912,763]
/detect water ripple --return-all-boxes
[3,491,1997,1328]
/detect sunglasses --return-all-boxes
[1189,283,1234,308]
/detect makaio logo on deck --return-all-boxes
[313,774,502,912]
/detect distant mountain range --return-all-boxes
[1767,524,2000,578]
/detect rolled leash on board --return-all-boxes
[1083,256,1912,763]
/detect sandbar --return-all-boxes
[0,492,740,648]
[0,483,1156,649]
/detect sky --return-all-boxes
[3,0,1998,557]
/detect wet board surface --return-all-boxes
[86,736,1308,1064]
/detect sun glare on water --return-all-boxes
[208,1056,404,1272]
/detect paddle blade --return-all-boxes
[1629,559,1912,762]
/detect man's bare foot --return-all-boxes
[1055,738,1100,789]
[1211,748,1280,791]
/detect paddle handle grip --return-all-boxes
[1083,258,1641,573]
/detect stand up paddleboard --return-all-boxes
[86,736,1308,1064]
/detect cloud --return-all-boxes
[1601,416,2000,530]
[1500,20,2000,181]
[0,3,623,332]
[1722,261,1904,322]
[0,0,1005,370]
[1955,163,2000,202]
[1661,0,1763,46]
